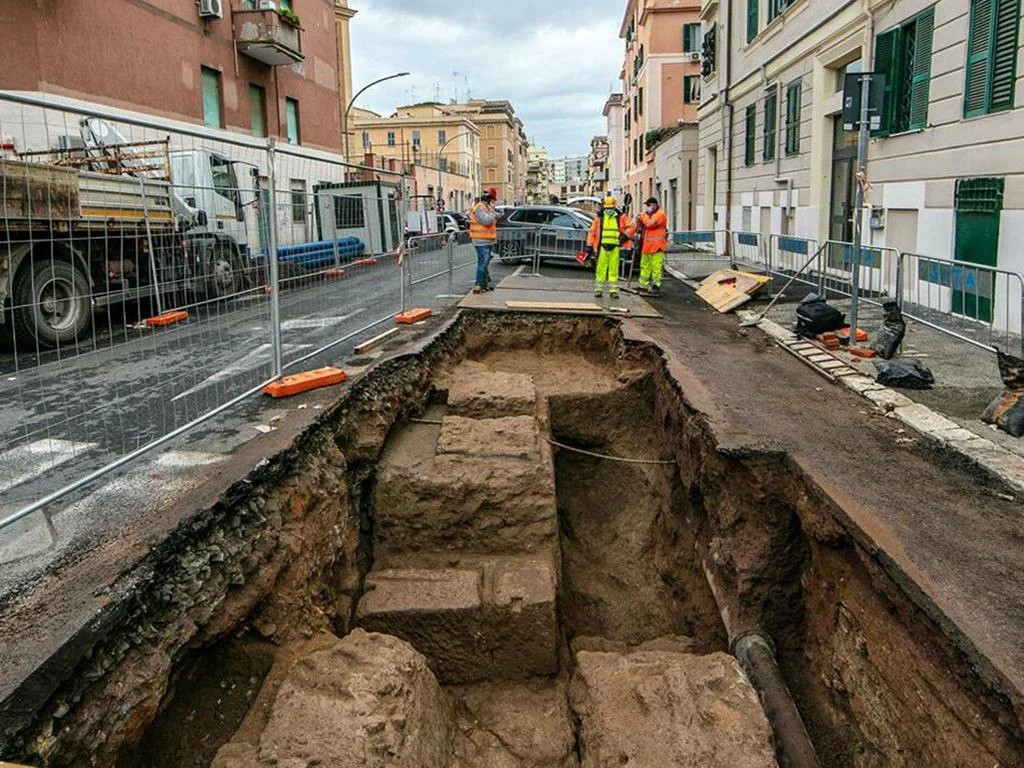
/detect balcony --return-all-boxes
[233,4,303,66]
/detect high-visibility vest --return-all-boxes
[470,203,497,242]
[639,210,667,254]
[600,210,621,247]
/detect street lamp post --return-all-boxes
[436,130,474,212]
[343,71,410,169]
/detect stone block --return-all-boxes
[865,388,915,411]
[357,555,559,684]
[438,415,540,460]
[893,404,961,435]
[447,367,536,418]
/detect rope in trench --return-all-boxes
[407,419,676,466]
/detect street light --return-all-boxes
[343,71,411,166]
[436,130,474,212]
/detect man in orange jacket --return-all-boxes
[585,196,632,299]
[635,196,668,295]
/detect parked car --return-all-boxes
[495,205,594,264]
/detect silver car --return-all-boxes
[495,205,594,264]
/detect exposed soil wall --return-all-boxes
[0,312,1021,767]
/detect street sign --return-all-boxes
[842,72,886,131]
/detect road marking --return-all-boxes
[512,265,526,278]
[154,451,227,468]
[171,343,311,403]
[0,439,97,494]
[280,309,366,331]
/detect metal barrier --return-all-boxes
[818,240,901,309]
[663,230,730,276]
[0,90,458,550]
[900,252,1024,354]
[730,231,770,274]
[767,234,822,291]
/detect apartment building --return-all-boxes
[588,136,612,197]
[698,0,1023,288]
[447,100,529,204]
[526,146,554,203]
[620,0,703,209]
[350,103,481,212]
[604,93,626,198]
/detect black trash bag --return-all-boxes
[875,358,935,389]
[795,294,845,338]
[981,349,1024,438]
[870,300,906,360]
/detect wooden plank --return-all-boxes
[505,301,605,312]
[354,327,402,355]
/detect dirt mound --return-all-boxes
[212,629,453,768]
[570,649,778,767]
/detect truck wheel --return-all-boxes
[12,259,91,349]
[205,246,241,299]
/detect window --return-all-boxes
[439,157,448,172]
[412,130,421,148]
[201,67,222,128]
[387,131,395,146]
[210,153,240,207]
[438,129,446,145]
[335,195,365,228]
[684,75,701,103]
[964,0,1020,117]
[874,7,935,134]
[279,0,291,9]
[768,0,794,22]
[285,98,300,144]
[747,0,759,42]
[507,149,513,162]
[784,79,802,155]
[701,24,717,76]
[683,23,702,52]
[289,179,306,224]
[763,89,777,161]
[638,87,644,116]
[488,146,495,159]
[744,105,756,165]
[249,84,266,137]
[361,131,370,148]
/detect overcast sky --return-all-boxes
[349,0,625,158]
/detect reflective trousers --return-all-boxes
[595,245,619,293]
[639,251,664,288]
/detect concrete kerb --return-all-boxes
[735,309,1024,496]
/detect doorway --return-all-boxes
[953,178,1003,323]
[829,118,858,242]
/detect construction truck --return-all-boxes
[0,119,258,348]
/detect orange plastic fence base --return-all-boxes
[325,268,346,277]
[145,310,188,327]
[838,326,869,342]
[350,257,379,268]
[263,367,348,398]
[395,308,432,325]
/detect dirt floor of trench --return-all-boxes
[3,311,1023,768]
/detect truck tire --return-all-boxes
[205,245,241,299]
[12,259,92,349]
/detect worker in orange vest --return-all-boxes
[635,196,668,295]
[469,187,499,293]
[585,196,632,299]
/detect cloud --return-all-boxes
[349,0,624,156]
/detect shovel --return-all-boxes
[737,247,823,328]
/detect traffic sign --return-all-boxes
[842,72,886,131]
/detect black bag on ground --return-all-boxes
[875,358,935,389]
[795,294,845,337]
[870,300,906,360]
[981,349,1024,438]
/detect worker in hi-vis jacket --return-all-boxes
[584,196,633,299]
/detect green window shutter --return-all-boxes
[873,28,899,135]
[990,0,1021,111]
[908,8,935,129]
[201,67,222,128]
[965,0,994,116]
[785,81,801,155]
[744,105,756,165]
[747,0,759,42]
[763,91,777,161]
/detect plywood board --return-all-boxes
[697,269,771,313]
[354,327,401,354]
[505,301,605,312]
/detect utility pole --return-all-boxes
[848,73,873,342]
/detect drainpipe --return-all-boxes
[722,0,734,250]
[702,561,821,768]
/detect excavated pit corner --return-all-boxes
[0,311,1022,768]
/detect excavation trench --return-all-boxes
[3,313,1023,767]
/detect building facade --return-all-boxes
[588,136,611,197]
[350,103,481,212]
[447,100,529,204]
[526,145,554,203]
[621,0,703,212]
[650,125,699,231]
[604,93,626,199]
[697,0,1023,294]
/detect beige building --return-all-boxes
[698,0,1024,316]
[526,145,554,203]
[447,99,529,204]
[621,0,703,211]
[604,93,626,198]
[588,135,611,197]
[350,103,481,212]
[650,124,699,231]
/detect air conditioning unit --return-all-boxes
[257,0,276,9]
[688,52,702,62]
[198,0,223,19]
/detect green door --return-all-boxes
[953,178,1003,323]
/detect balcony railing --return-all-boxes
[232,4,303,66]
